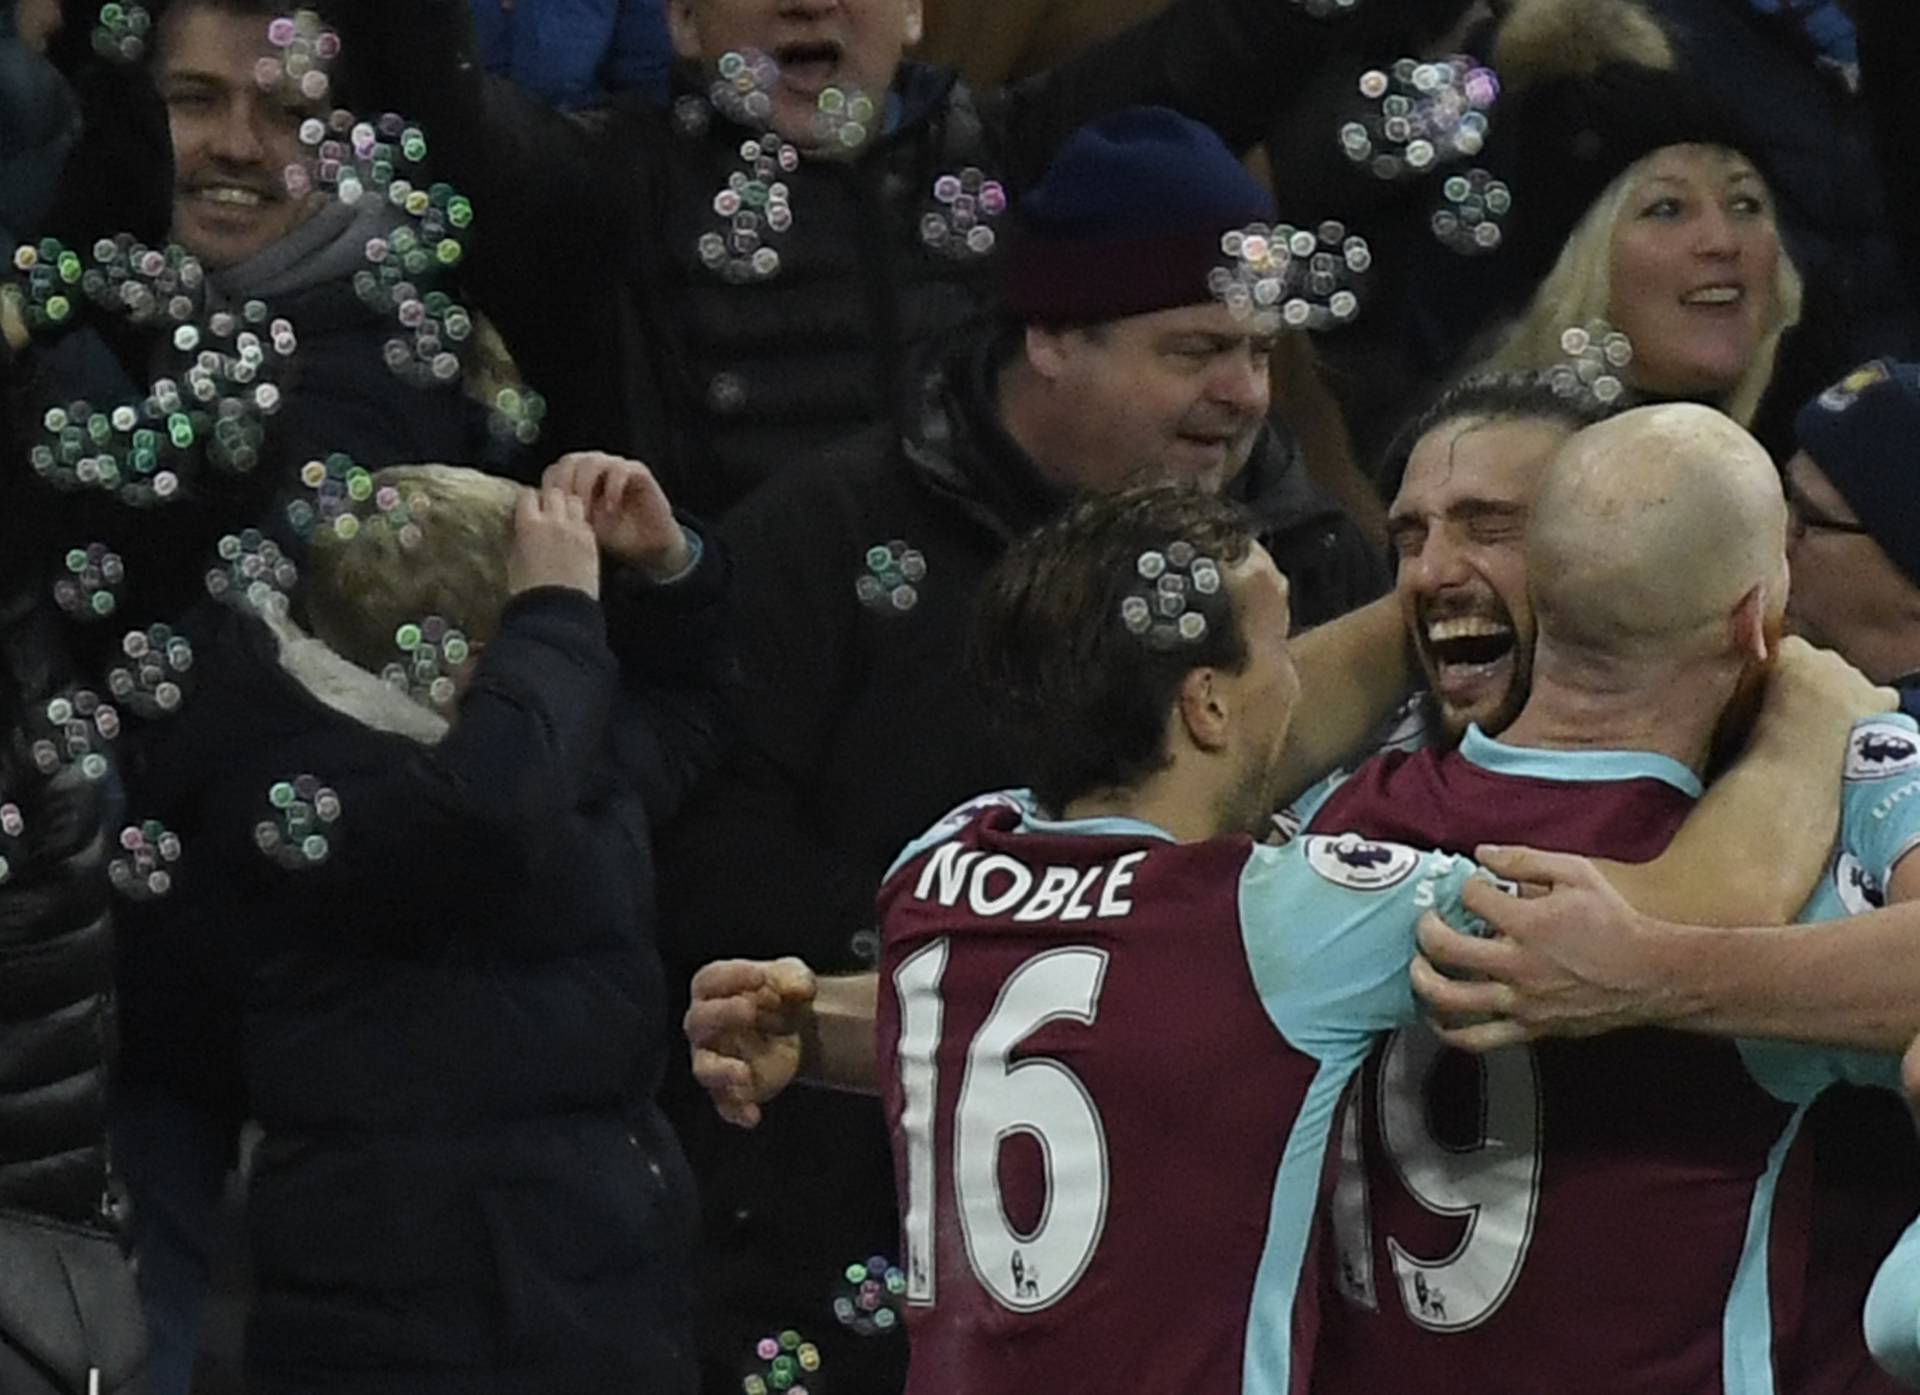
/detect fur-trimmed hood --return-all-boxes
[261,610,449,746]
[1493,0,1676,89]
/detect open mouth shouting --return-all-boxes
[773,39,843,96]
[1416,599,1520,728]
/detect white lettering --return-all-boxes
[1060,867,1105,921]
[969,855,1035,917]
[1874,778,1920,822]
[1014,866,1081,922]
[914,843,980,907]
[1097,852,1146,918]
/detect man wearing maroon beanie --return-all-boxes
[660,106,1386,1395]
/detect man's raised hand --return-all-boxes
[685,957,818,1130]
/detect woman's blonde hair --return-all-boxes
[1481,143,1803,428]
[304,465,522,675]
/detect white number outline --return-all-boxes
[894,939,950,1304]
[1333,1030,1545,1332]
[893,939,1113,1315]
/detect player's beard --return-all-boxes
[1706,611,1785,778]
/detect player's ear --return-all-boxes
[1730,582,1770,664]
[1176,667,1232,753]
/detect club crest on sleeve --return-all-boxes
[1819,360,1891,413]
[1833,850,1887,916]
[1846,722,1920,781]
[1303,834,1422,892]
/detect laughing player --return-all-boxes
[685,479,1876,1391]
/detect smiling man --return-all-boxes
[156,1,325,267]
[126,0,488,470]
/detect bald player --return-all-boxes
[1309,403,1911,1395]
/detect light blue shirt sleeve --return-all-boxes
[1867,1216,1920,1390]
[1738,1037,1904,1103]
[1740,716,1920,1104]
[1840,716,1920,889]
[1239,834,1495,1063]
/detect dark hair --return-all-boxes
[1377,372,1619,503]
[154,0,353,104]
[969,485,1258,813]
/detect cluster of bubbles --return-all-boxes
[256,19,498,423]
[0,803,23,887]
[29,691,118,783]
[1340,57,1498,183]
[487,386,549,449]
[381,617,471,711]
[52,545,125,623]
[15,239,295,500]
[740,1329,821,1395]
[811,85,878,152]
[258,10,340,105]
[107,625,195,719]
[702,131,800,284]
[1547,321,1635,404]
[1122,542,1222,648]
[705,48,779,128]
[356,481,431,549]
[1431,169,1513,256]
[255,776,342,870]
[689,49,884,287]
[287,466,431,548]
[920,168,1008,262]
[109,822,183,901]
[834,1255,906,1335]
[206,530,299,618]
[91,2,152,64]
[288,452,373,540]
[1213,221,1372,332]
[855,541,926,616]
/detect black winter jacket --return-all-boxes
[332,0,1394,516]
[120,555,729,1393]
[657,328,1385,1390]
[0,592,114,1230]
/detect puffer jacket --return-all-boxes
[0,589,115,1230]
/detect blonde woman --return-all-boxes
[1481,138,1803,430]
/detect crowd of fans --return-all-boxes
[2,0,1920,1391]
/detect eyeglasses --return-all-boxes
[1786,479,1873,542]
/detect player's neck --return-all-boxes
[1060,769,1237,844]
[1496,662,1727,778]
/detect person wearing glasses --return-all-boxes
[1783,360,1920,711]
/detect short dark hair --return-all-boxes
[969,485,1258,813]
[155,0,353,102]
[1377,373,1619,503]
